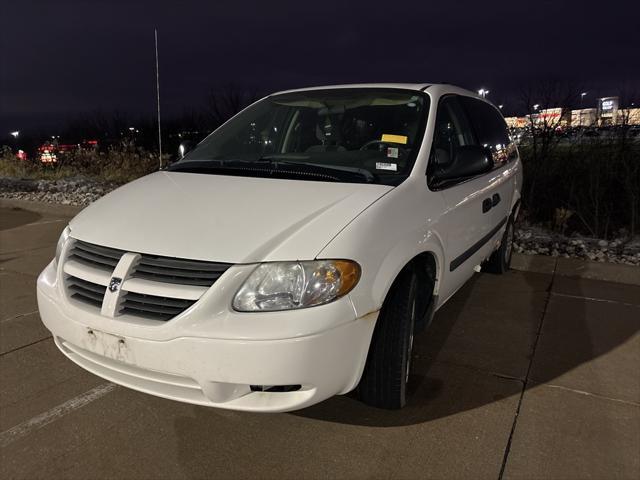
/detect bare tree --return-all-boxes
[519,80,583,205]
[206,83,261,129]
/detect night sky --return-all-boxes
[1,0,638,134]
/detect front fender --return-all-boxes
[369,230,445,314]
[317,182,447,319]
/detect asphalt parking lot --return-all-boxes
[1,202,639,480]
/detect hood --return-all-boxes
[69,171,392,263]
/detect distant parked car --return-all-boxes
[37,84,522,411]
[36,139,99,164]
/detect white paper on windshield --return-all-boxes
[376,162,398,171]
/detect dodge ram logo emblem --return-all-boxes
[109,277,122,293]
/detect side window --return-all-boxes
[459,97,515,167]
[430,96,475,170]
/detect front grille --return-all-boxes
[67,276,107,308]
[120,291,197,321]
[69,240,124,271]
[131,254,229,287]
[63,239,232,322]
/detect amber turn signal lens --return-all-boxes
[335,260,361,297]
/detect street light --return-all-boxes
[533,104,540,111]
[580,92,588,126]
[498,104,504,109]
[10,131,19,138]
[478,88,490,98]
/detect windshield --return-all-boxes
[175,88,430,185]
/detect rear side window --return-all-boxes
[459,97,516,167]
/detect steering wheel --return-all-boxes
[359,140,408,156]
[360,140,389,151]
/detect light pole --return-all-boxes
[532,105,540,128]
[580,92,587,126]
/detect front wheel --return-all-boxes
[357,268,418,409]
[484,217,515,274]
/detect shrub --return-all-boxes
[0,146,163,184]
[519,132,640,238]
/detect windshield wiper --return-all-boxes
[258,155,377,183]
[168,158,251,171]
[169,157,377,183]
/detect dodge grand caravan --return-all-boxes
[37,84,522,412]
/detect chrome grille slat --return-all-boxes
[134,265,222,279]
[128,272,215,286]
[123,292,194,308]
[119,308,174,321]
[137,255,229,272]
[131,254,231,287]
[74,241,125,260]
[69,287,104,303]
[121,291,197,321]
[122,302,185,315]
[67,275,107,307]
[69,240,124,271]
[68,277,106,294]
[70,249,120,267]
[63,240,230,322]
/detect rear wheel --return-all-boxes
[357,268,419,409]
[484,217,515,274]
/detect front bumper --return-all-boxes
[37,261,377,412]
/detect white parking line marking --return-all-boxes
[0,383,117,448]
[24,219,66,227]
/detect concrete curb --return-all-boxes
[511,253,640,286]
[0,198,83,217]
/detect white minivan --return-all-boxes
[37,83,522,412]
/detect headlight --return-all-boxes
[54,226,71,267]
[232,260,360,312]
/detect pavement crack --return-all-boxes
[424,358,526,383]
[550,291,640,309]
[491,372,525,383]
[0,335,52,356]
[0,244,54,256]
[498,258,558,480]
[1,310,39,324]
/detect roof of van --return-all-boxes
[271,83,481,99]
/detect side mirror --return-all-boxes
[432,145,493,183]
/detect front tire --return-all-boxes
[357,268,418,409]
[484,217,515,274]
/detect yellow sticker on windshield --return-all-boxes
[381,134,408,144]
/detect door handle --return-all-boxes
[482,198,493,213]
[492,193,501,206]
